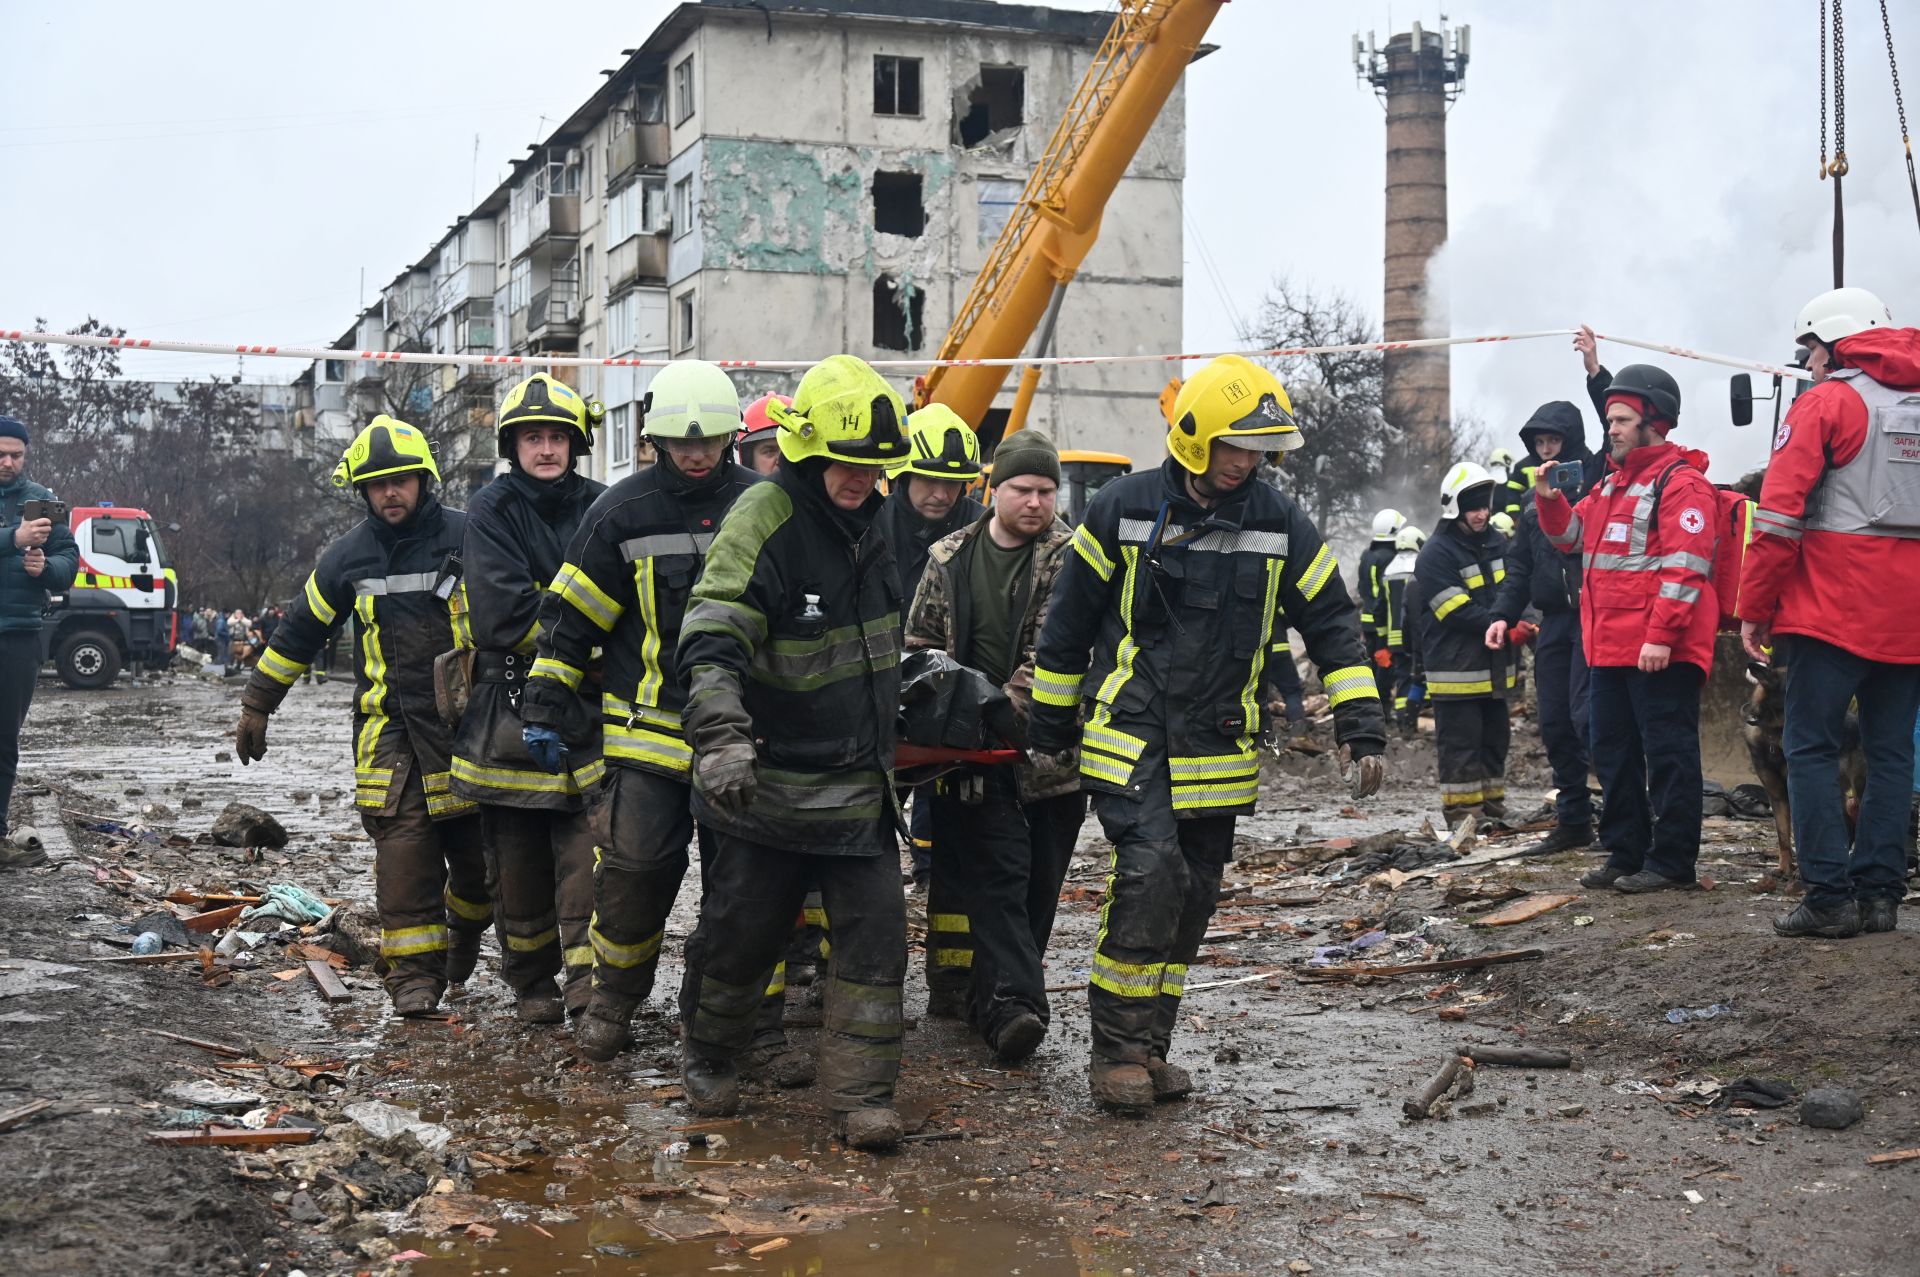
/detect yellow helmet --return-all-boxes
[1166,355,1300,475]
[497,372,601,456]
[897,404,981,480]
[332,416,441,489]
[768,355,910,467]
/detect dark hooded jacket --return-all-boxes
[1494,400,1601,620]
[874,480,984,607]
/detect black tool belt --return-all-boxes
[473,651,529,684]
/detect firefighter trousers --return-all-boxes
[362,766,489,999]
[927,773,1087,1041]
[1433,698,1510,817]
[590,766,698,1011]
[681,829,905,1113]
[480,801,600,1009]
[1086,767,1235,1068]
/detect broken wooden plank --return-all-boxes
[1299,948,1546,980]
[1471,893,1580,928]
[1867,1148,1920,1165]
[1403,1055,1470,1119]
[184,904,246,933]
[306,960,352,1004]
[140,1029,250,1058]
[147,1127,316,1147]
[0,1098,56,1134]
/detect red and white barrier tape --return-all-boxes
[0,326,1814,381]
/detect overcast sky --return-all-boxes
[5,0,1918,479]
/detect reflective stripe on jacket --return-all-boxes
[521,461,760,780]
[1413,519,1514,701]
[1031,460,1384,816]
[245,496,475,819]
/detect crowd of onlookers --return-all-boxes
[179,605,287,670]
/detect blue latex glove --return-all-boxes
[523,724,567,774]
[1406,681,1427,707]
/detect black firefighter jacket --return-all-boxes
[1031,459,1386,817]
[522,460,760,784]
[247,494,473,820]
[676,460,902,855]
[451,468,607,809]
[1413,518,1515,702]
[1355,539,1397,647]
[1496,399,1603,622]
[874,482,984,607]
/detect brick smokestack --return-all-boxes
[1358,23,1468,499]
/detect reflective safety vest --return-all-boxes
[246,496,475,819]
[1413,520,1515,701]
[1030,459,1384,816]
[522,461,760,782]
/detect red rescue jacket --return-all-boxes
[1537,440,1719,674]
[1737,327,1920,664]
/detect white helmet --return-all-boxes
[1371,508,1407,541]
[1490,511,1516,538]
[1439,461,1497,520]
[1394,524,1426,552]
[1487,447,1517,483]
[1796,287,1893,347]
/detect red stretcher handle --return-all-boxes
[893,744,1024,767]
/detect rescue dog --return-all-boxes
[1743,660,1866,878]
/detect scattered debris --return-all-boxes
[1457,1044,1573,1069]
[209,801,289,849]
[1665,1002,1734,1025]
[1471,893,1580,927]
[1800,1088,1865,1131]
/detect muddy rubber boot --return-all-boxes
[1146,1057,1193,1102]
[991,1012,1045,1064]
[925,986,966,1019]
[1773,899,1862,939]
[574,993,637,1063]
[840,1107,904,1151]
[1861,897,1899,934]
[391,983,443,1018]
[745,1027,818,1089]
[445,930,482,986]
[1089,1059,1154,1115]
[682,1051,743,1117]
[515,980,567,1025]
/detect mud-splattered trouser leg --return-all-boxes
[924,786,975,1007]
[591,767,695,1011]
[366,769,488,1000]
[1434,699,1493,819]
[755,889,827,1047]
[481,801,600,1009]
[1086,768,1233,1068]
[683,831,905,1113]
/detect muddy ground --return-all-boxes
[3,672,1918,1277]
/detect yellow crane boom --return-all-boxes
[916,0,1222,438]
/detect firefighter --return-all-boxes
[519,360,757,1062]
[905,427,1085,1061]
[1357,509,1405,720]
[881,403,988,891]
[1492,401,1599,857]
[1383,524,1424,737]
[675,354,912,1151]
[450,374,608,1023]
[1742,288,1920,937]
[235,418,487,1017]
[1488,447,1523,519]
[1536,365,1716,894]
[737,394,789,478]
[1416,463,1516,827]
[1030,354,1386,1113]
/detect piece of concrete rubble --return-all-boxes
[1800,1088,1865,1130]
[210,801,289,849]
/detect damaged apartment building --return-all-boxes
[297,0,1191,484]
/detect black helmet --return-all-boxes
[1606,365,1681,424]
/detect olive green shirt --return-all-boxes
[962,532,1035,686]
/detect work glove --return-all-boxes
[235,708,270,765]
[1406,682,1427,707]
[697,743,758,816]
[1508,620,1539,647]
[1026,710,1079,764]
[1372,648,1393,669]
[522,724,567,774]
[1341,745,1385,800]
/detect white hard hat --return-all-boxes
[1796,287,1893,347]
[1371,508,1407,540]
[1394,525,1426,552]
[1439,461,1497,520]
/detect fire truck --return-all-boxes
[38,502,178,688]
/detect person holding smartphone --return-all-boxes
[0,415,78,866]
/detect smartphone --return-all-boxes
[21,499,68,524]
[1546,462,1584,497]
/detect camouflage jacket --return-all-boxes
[905,513,1079,803]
